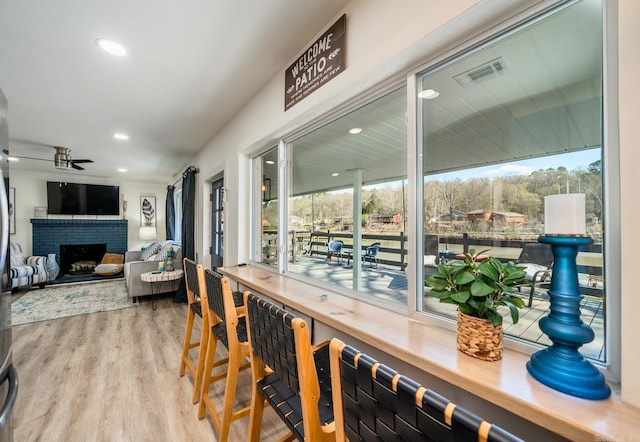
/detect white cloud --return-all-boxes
[483,164,534,177]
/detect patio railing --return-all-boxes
[283,230,603,293]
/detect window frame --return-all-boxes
[248,0,619,380]
[407,0,618,378]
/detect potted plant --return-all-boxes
[426,249,527,361]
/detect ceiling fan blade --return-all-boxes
[12,155,53,163]
[72,159,93,164]
[71,163,85,170]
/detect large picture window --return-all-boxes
[251,0,610,365]
[418,0,606,362]
[283,87,408,306]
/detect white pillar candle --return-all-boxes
[544,193,586,235]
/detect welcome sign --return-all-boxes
[285,14,346,111]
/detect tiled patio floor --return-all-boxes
[286,256,605,361]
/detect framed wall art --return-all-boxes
[140,196,156,227]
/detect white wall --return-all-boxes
[192,0,520,267]
[188,0,640,411]
[10,169,168,254]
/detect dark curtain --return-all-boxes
[165,185,175,240]
[174,166,198,303]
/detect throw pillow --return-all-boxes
[522,263,548,281]
[155,244,180,262]
[141,242,162,261]
[10,243,25,267]
[94,263,123,276]
[423,255,438,268]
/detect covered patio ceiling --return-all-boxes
[263,0,601,199]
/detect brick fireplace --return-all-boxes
[31,219,128,275]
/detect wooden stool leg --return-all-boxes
[198,331,220,418]
[179,308,196,377]
[247,356,266,442]
[219,349,242,441]
[192,321,211,403]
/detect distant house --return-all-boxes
[490,211,527,224]
[466,210,487,223]
[467,210,527,224]
[371,213,402,224]
[429,210,467,223]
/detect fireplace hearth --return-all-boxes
[60,244,107,276]
[31,219,128,269]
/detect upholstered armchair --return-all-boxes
[10,242,49,290]
[123,241,183,301]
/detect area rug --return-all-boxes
[11,280,136,325]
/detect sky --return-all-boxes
[425,148,601,183]
[361,148,601,191]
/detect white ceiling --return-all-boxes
[0,0,350,183]
[277,0,602,197]
[2,0,602,193]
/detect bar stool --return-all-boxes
[197,268,251,441]
[179,258,207,403]
[329,338,523,442]
[244,291,335,442]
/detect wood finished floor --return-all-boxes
[11,294,288,441]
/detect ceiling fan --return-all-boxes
[13,145,94,170]
[52,146,94,170]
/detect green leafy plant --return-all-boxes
[426,249,527,326]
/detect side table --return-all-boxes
[141,269,184,310]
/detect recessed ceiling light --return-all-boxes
[96,38,127,56]
[7,157,18,162]
[349,128,362,134]
[418,89,440,99]
[118,168,128,173]
[332,172,339,177]
[113,133,129,141]
[265,160,275,165]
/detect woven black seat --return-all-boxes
[330,338,524,442]
[196,268,251,440]
[189,300,202,317]
[179,258,206,403]
[212,315,248,348]
[245,292,335,442]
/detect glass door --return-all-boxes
[210,177,224,269]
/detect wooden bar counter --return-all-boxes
[221,264,640,441]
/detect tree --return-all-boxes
[459,178,490,213]
[362,190,380,215]
[437,179,462,221]
[504,183,542,218]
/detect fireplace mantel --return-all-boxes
[31,219,128,260]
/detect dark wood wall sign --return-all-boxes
[285,14,346,111]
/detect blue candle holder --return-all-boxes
[526,235,610,399]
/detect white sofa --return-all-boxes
[124,241,183,302]
[10,242,49,290]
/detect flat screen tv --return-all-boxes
[47,181,120,215]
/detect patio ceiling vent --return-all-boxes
[453,57,507,86]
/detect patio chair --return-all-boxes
[362,242,381,268]
[326,240,344,265]
[329,338,524,442]
[517,243,554,307]
[244,291,335,441]
[424,234,440,278]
